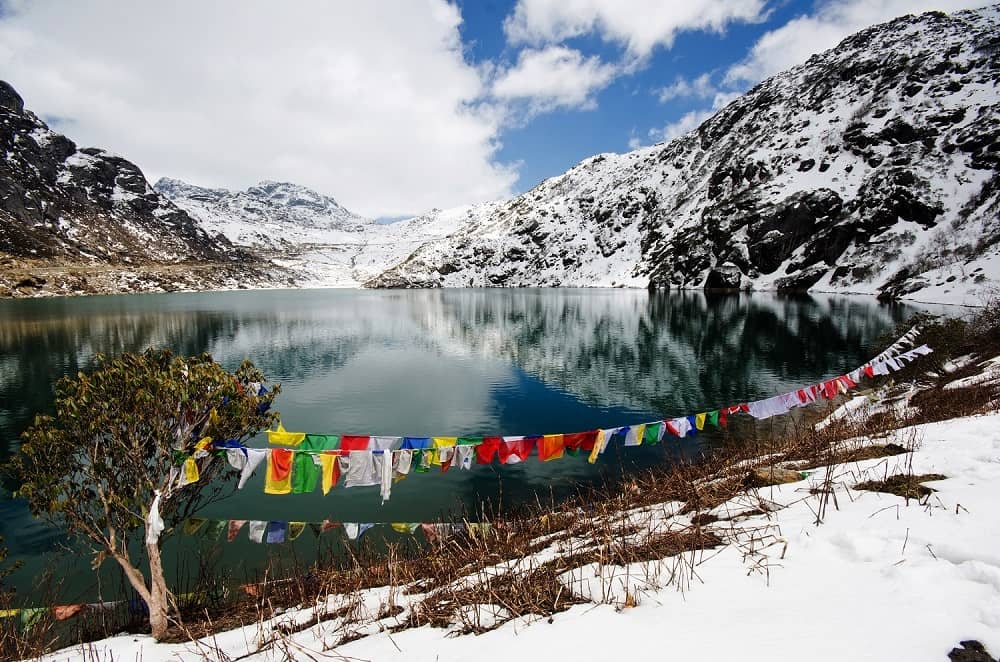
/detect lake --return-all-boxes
[0,288,917,603]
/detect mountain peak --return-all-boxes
[155,176,373,249]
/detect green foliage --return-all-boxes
[11,349,279,561]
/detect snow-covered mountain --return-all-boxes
[0,80,289,296]
[0,81,246,266]
[366,5,1000,304]
[153,178,374,249]
[157,177,482,286]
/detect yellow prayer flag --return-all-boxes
[319,453,339,495]
[264,449,292,495]
[182,457,199,485]
[288,522,306,541]
[588,429,607,464]
[268,421,306,446]
[432,436,457,465]
[634,424,646,446]
[695,413,706,431]
[391,523,412,534]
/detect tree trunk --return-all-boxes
[145,541,171,640]
[110,542,172,641]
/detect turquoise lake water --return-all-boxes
[0,288,917,602]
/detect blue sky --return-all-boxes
[455,0,804,192]
[0,0,983,216]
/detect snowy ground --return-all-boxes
[38,406,1000,661]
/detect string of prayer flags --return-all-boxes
[233,329,930,504]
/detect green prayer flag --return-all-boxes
[302,434,340,451]
[457,436,482,446]
[643,422,663,445]
[291,452,320,493]
[706,410,720,427]
[413,449,430,473]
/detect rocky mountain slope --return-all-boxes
[0,81,284,297]
[158,178,480,287]
[367,5,1000,303]
[153,178,374,249]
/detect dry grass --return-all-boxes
[855,473,948,500]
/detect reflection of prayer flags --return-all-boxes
[268,422,305,446]
[204,519,227,540]
[184,518,207,536]
[228,520,247,542]
[265,449,293,494]
[248,520,267,543]
[539,434,565,461]
[288,522,306,541]
[266,521,286,543]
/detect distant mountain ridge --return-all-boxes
[154,178,373,250]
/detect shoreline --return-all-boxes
[0,277,989,310]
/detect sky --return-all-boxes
[0,0,988,218]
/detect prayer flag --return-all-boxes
[291,452,320,494]
[564,430,597,455]
[476,436,502,463]
[265,449,293,495]
[432,437,457,465]
[695,413,706,431]
[539,434,565,461]
[643,422,664,445]
[268,422,305,447]
[340,435,372,452]
[319,451,341,494]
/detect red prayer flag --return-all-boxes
[477,436,502,464]
[340,435,371,452]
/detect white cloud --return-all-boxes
[0,1,518,217]
[656,73,718,103]
[504,0,769,59]
[727,0,986,84]
[491,46,616,115]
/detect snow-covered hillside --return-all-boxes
[367,5,1000,305]
[153,178,375,249]
[157,178,489,286]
